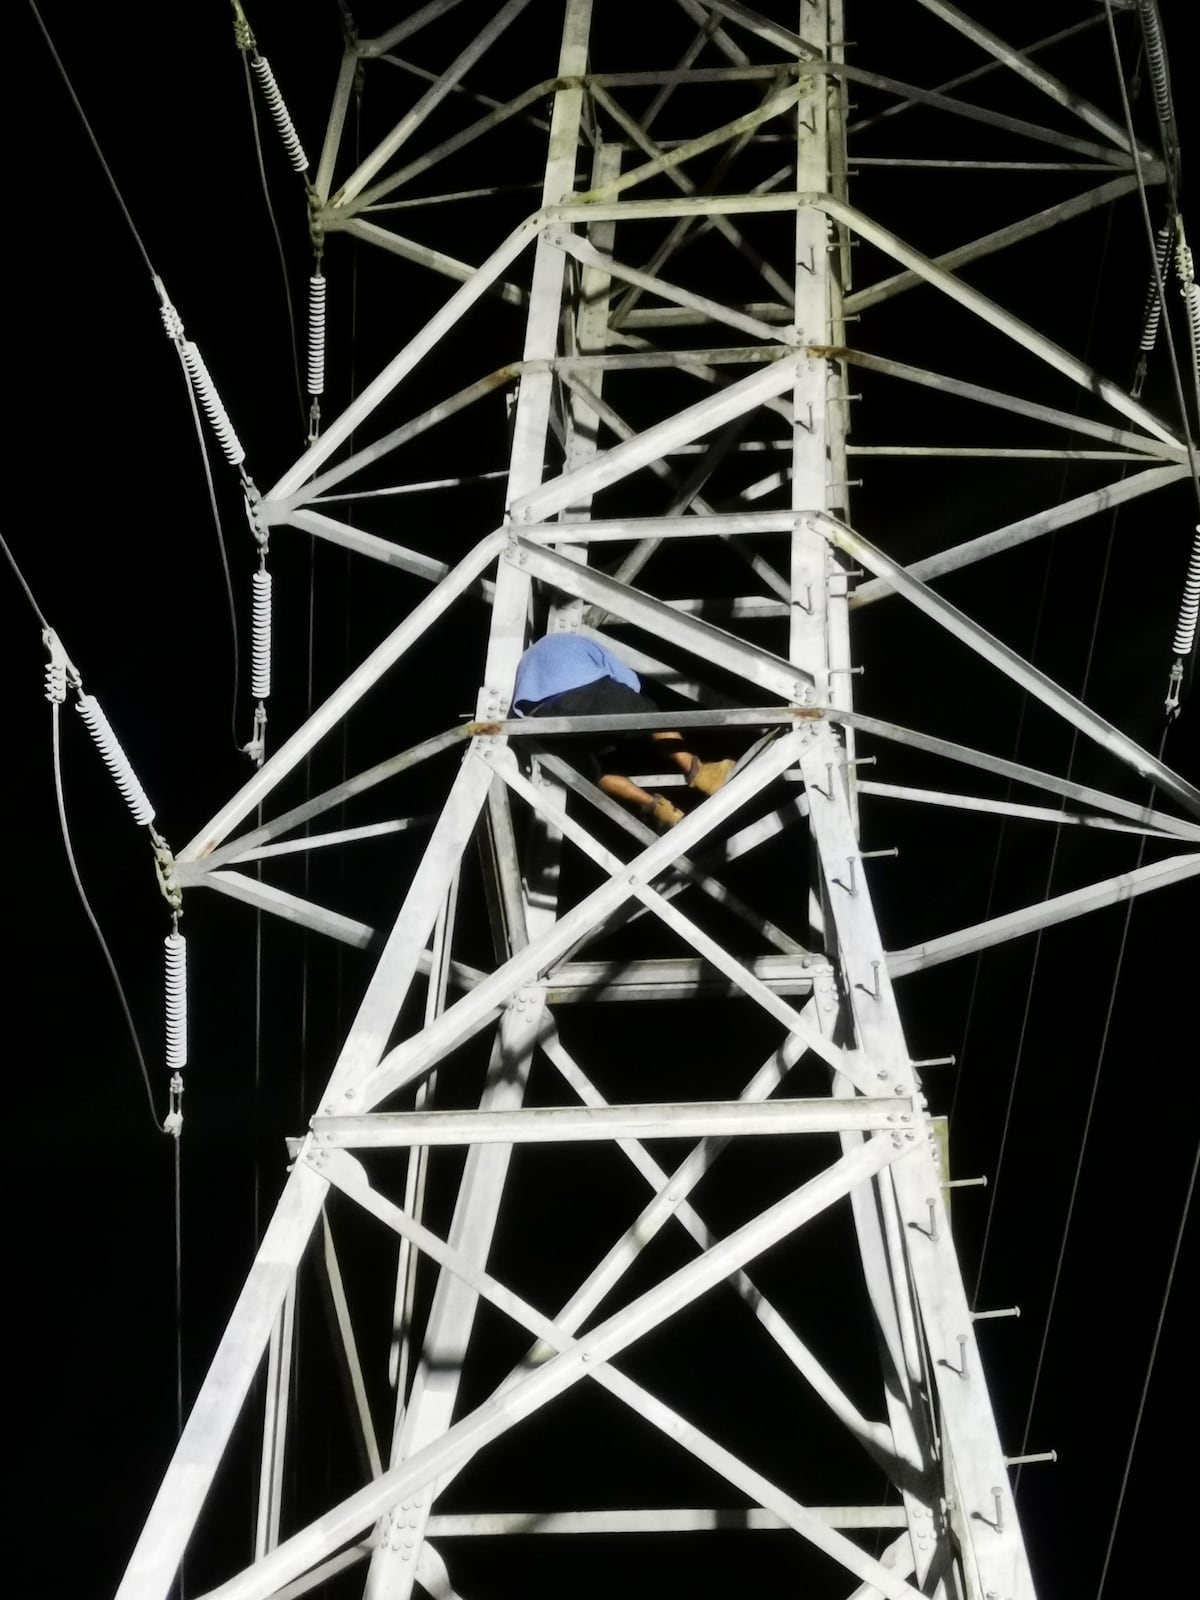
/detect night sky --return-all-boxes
[7,3,1197,1596]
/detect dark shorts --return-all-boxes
[525,678,666,780]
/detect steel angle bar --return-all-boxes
[588,78,794,311]
[491,748,870,1090]
[548,228,786,344]
[358,0,468,58]
[198,871,376,950]
[847,448,1158,461]
[280,508,461,585]
[194,729,469,872]
[834,708,1199,839]
[811,199,1179,446]
[333,0,532,206]
[887,852,1200,976]
[330,217,526,305]
[283,368,521,509]
[268,221,539,500]
[689,0,818,60]
[519,509,795,541]
[823,350,1186,464]
[115,1162,330,1600]
[833,61,1136,165]
[311,1097,911,1147]
[542,953,818,1001]
[363,732,813,1106]
[364,81,554,202]
[909,0,1144,156]
[856,780,1200,842]
[553,346,789,371]
[179,532,504,861]
[844,175,1140,315]
[317,1213,383,1479]
[851,464,1189,605]
[325,752,494,1100]
[666,596,791,620]
[255,1281,295,1558]
[846,18,1102,137]
[314,48,358,202]
[575,80,806,205]
[817,513,1200,818]
[532,1022,898,1465]
[302,1140,917,1600]
[513,540,815,704]
[222,818,431,867]
[425,1507,908,1532]
[536,747,807,954]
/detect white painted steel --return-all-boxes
[114,10,1200,1597]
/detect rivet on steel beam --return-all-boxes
[912,1055,956,1068]
[946,1176,987,1189]
[1005,1450,1057,1467]
[991,1488,1004,1533]
[972,1306,1021,1321]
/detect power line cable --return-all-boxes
[240,51,307,429]
[51,702,161,1132]
[1,527,50,631]
[25,0,156,276]
[1094,1128,1197,1598]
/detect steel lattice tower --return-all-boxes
[115,4,1199,1598]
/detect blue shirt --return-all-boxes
[512,634,641,713]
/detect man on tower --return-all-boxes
[513,631,735,828]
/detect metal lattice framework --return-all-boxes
[116,4,1198,1598]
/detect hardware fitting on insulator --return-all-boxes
[151,827,183,911]
[251,567,273,702]
[307,272,326,396]
[76,693,156,827]
[165,924,188,1072]
[244,701,268,766]
[250,54,309,174]
[42,628,73,704]
[163,1070,185,1139]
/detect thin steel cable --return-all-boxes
[51,702,160,1131]
[178,360,243,751]
[1013,731,1172,1503]
[241,53,306,430]
[1095,1130,1197,1598]
[26,0,156,277]
[0,528,51,630]
[972,502,1123,1306]
[174,1132,184,1439]
[1103,1,1200,515]
[951,201,1117,1137]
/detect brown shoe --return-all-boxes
[689,758,736,797]
[644,794,684,829]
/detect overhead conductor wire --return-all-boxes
[25,0,196,1453]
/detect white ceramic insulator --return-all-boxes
[251,569,272,701]
[1181,280,1200,396]
[165,930,188,1071]
[75,694,156,826]
[251,54,308,174]
[1172,524,1200,660]
[180,342,246,466]
[1137,2,1174,130]
[1139,224,1173,354]
[307,274,326,396]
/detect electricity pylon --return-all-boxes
[116,4,1199,1597]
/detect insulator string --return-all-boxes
[249,54,309,174]
[307,273,326,397]
[251,567,273,702]
[75,693,156,827]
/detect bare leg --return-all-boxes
[597,773,683,829]
[649,731,735,795]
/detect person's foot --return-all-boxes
[689,758,736,796]
[644,794,684,829]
